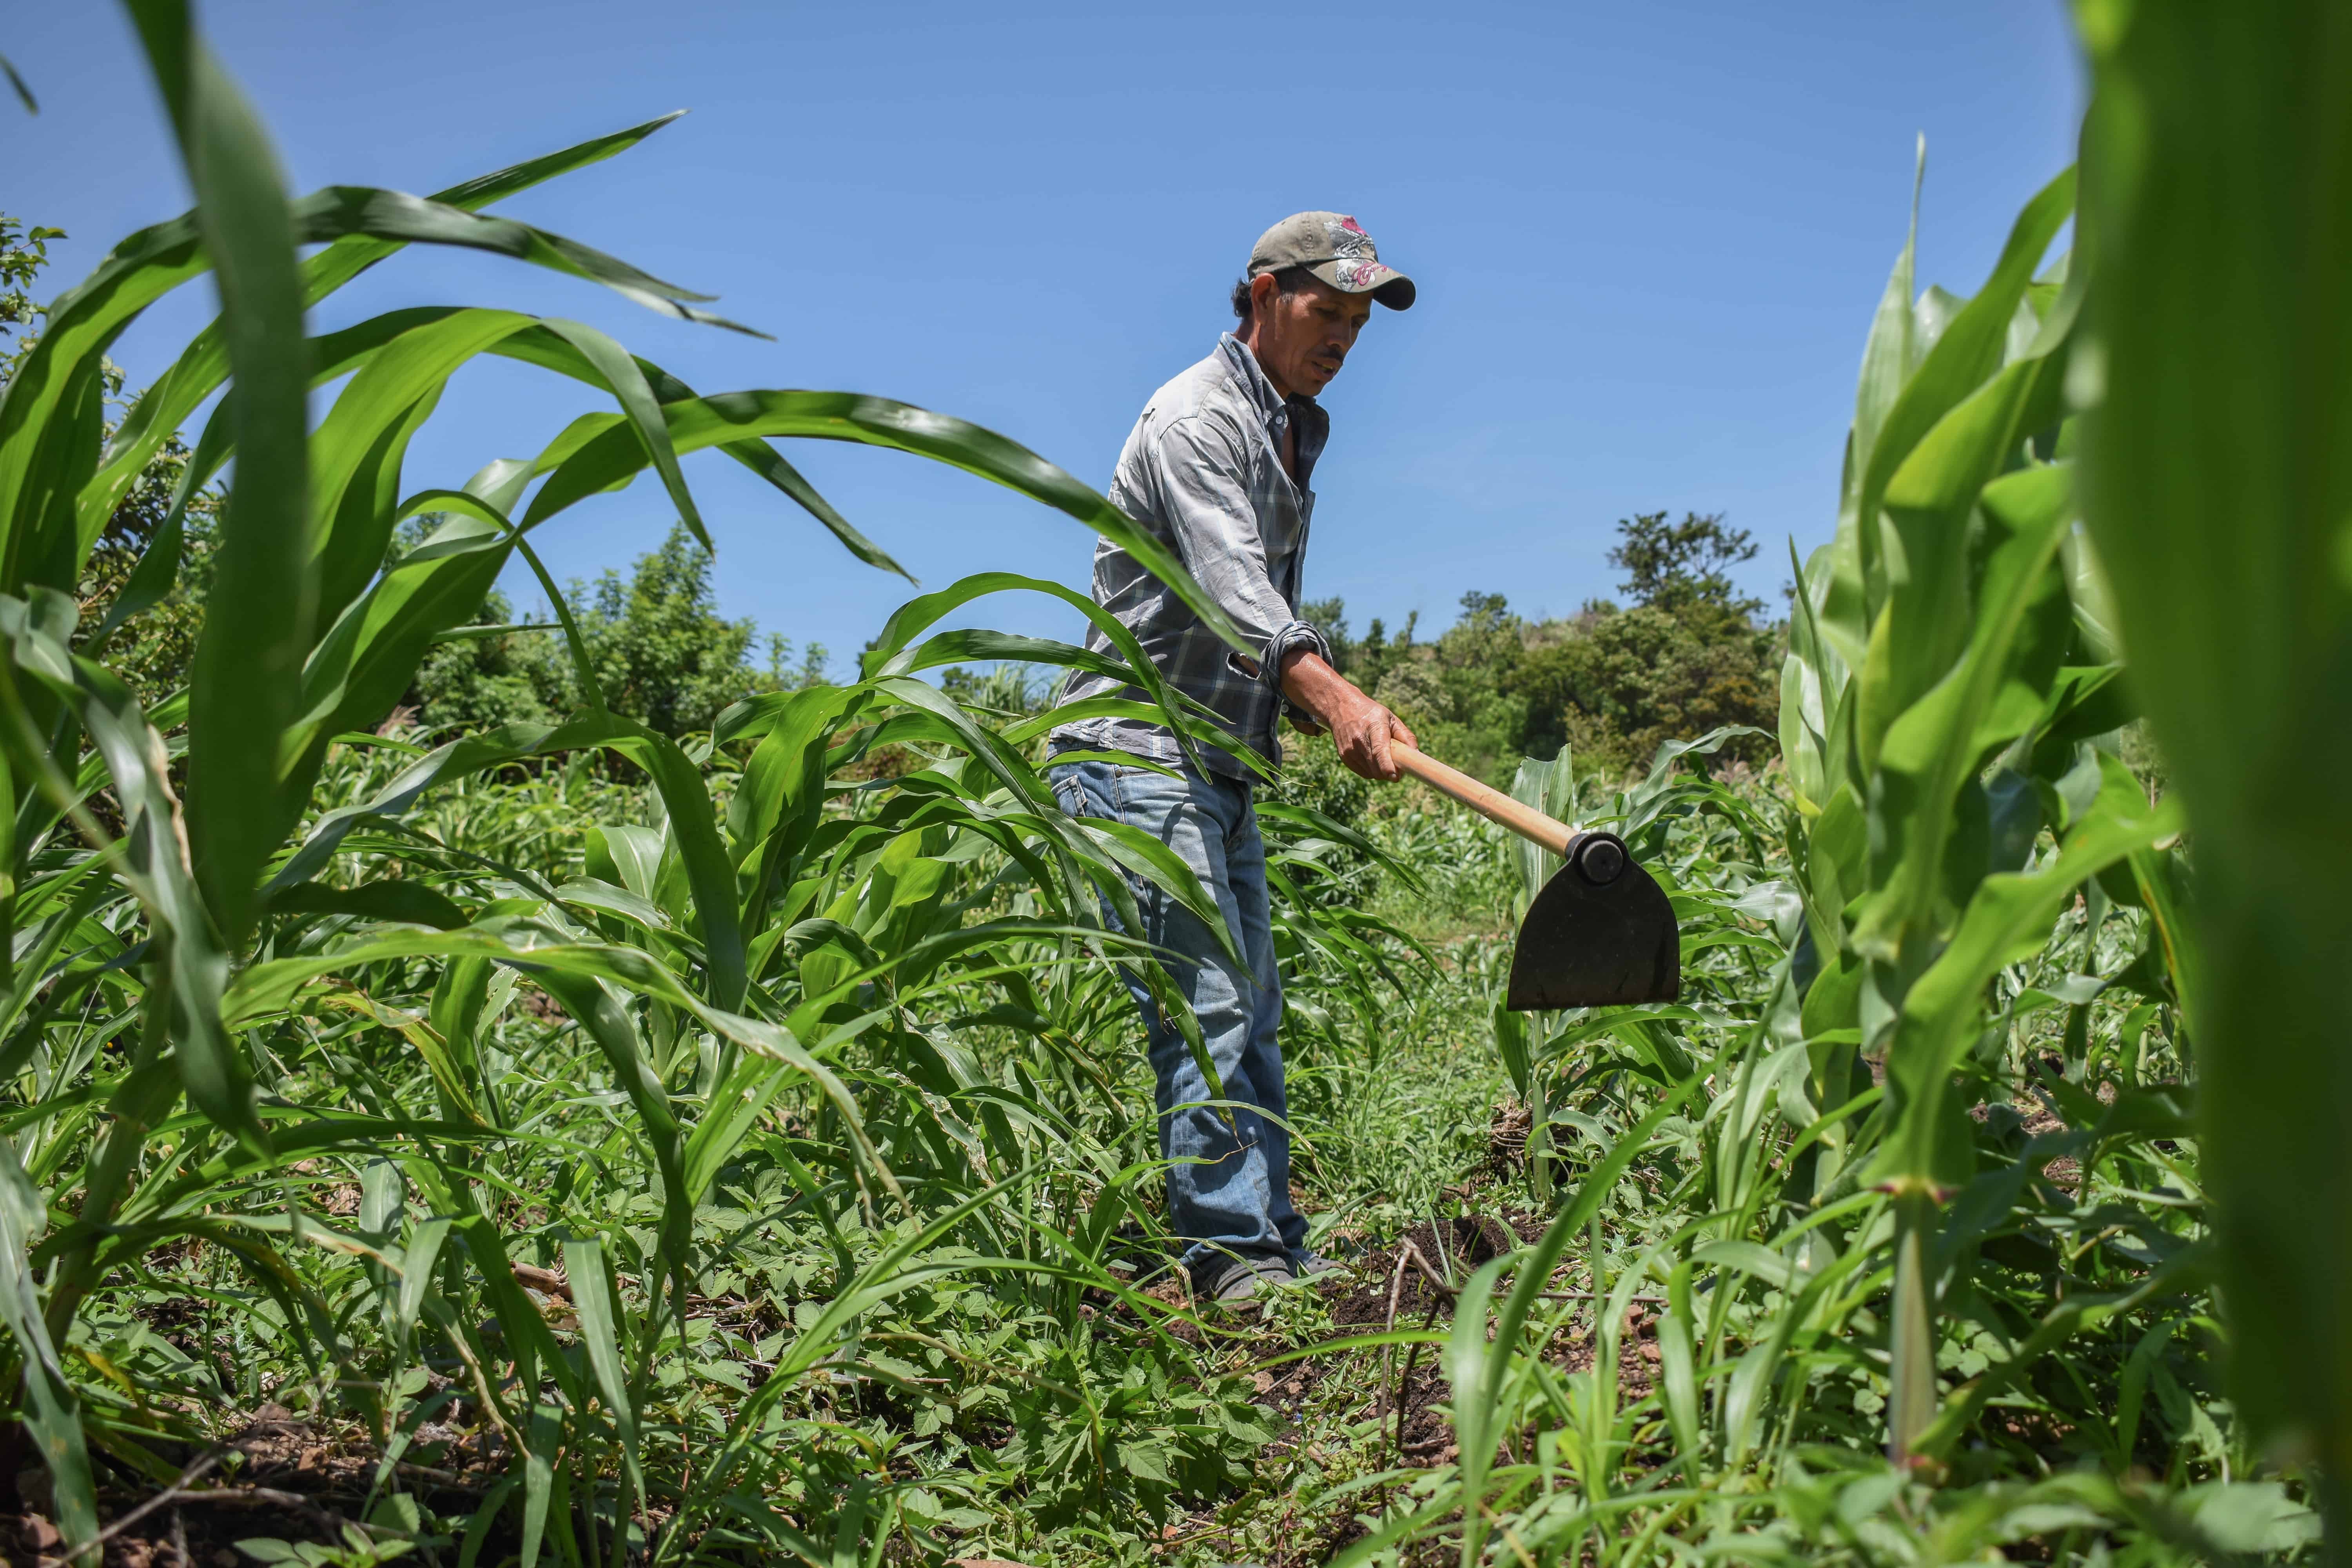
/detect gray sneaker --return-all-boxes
[1202,1255,1295,1304]
[1296,1252,1350,1283]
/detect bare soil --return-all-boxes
[6,1398,506,1568]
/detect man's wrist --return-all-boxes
[1279,649,1347,721]
[1283,652,1394,738]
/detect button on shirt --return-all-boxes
[1051,335,1334,780]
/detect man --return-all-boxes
[1047,212,1419,1303]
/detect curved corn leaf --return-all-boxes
[1849,463,2078,958]
[129,0,315,946]
[1852,168,2074,614]
[0,1137,96,1553]
[86,113,689,534]
[516,393,1250,658]
[1875,755,2180,1192]
[0,588,259,1150]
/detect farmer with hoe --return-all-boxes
[1049,213,1419,1304]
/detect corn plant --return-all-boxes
[1327,731,2257,1563]
[1774,154,2197,1469]
[1331,94,2308,1568]
[0,6,1302,1563]
[2074,0,2352,1546]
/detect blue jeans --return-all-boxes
[1047,755,1305,1287]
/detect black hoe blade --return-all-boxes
[1504,830,1680,1011]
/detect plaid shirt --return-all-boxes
[1051,335,1333,780]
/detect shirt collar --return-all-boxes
[1219,333,1330,492]
[1219,333,1291,423]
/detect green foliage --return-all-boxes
[2074,0,2352,1514]
[410,521,815,739]
[0,15,1293,1562]
[0,214,65,356]
[238,1525,417,1568]
[1267,729,1377,906]
[0,9,2328,1567]
[1510,598,1779,775]
[934,660,1039,720]
[1607,506,1769,618]
[75,432,221,705]
[1,209,224,709]
[569,522,764,735]
[1314,510,1781,787]
[406,583,560,732]
[1511,510,1780,776]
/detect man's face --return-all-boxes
[1250,272,1374,397]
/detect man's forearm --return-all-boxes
[1277,650,1356,726]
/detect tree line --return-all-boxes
[1306,508,1783,784]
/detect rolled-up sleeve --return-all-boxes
[1145,413,1330,687]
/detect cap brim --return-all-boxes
[1306,258,1417,310]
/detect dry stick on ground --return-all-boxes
[56,1460,352,1568]
[1389,1242,1446,1474]
[85,1449,224,1551]
[1376,1235,1672,1475]
[1401,1234,1667,1305]
[1379,1242,1415,1423]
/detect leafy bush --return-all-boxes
[1316,510,1781,787]
[410,522,815,739]
[1511,597,1778,775]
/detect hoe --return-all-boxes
[1387,740,1681,1009]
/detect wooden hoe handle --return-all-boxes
[1389,741,1574,857]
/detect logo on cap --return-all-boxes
[1325,215,1376,261]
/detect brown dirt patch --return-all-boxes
[5,1401,504,1568]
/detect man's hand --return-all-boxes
[1279,650,1419,782]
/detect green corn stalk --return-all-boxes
[0,5,1284,1556]
[1501,748,1582,1206]
[2074,0,2352,1549]
[1778,154,2188,1469]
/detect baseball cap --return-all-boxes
[1248,212,1416,310]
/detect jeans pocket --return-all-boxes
[1051,768,1097,821]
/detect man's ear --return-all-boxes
[1248,271,1280,318]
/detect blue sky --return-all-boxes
[8,2,2082,668]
